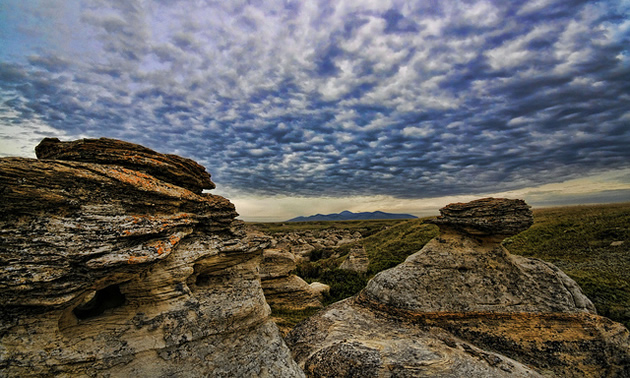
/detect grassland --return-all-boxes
[505,202,630,328]
[250,218,408,237]
[252,203,630,330]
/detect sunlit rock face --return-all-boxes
[260,248,324,311]
[287,198,630,377]
[0,138,304,377]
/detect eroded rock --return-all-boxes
[339,246,369,273]
[428,197,533,241]
[287,198,630,377]
[35,137,215,193]
[260,249,324,311]
[0,139,303,377]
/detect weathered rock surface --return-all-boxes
[260,249,324,311]
[0,138,303,377]
[339,245,369,273]
[428,197,533,241]
[269,229,362,261]
[35,137,215,193]
[287,198,630,377]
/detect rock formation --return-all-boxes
[268,229,362,262]
[287,198,630,377]
[338,245,369,273]
[0,138,304,377]
[260,249,324,311]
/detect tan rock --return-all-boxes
[287,198,630,377]
[260,248,297,279]
[339,246,369,273]
[262,275,323,310]
[309,282,330,300]
[0,139,303,377]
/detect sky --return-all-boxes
[1,0,629,221]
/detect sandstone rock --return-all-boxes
[428,197,533,240]
[339,246,369,273]
[309,282,330,299]
[260,248,297,279]
[287,299,542,377]
[263,229,363,262]
[287,198,630,377]
[35,137,215,193]
[260,249,323,311]
[0,140,303,377]
[262,275,324,311]
[362,233,596,314]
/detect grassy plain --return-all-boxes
[505,202,630,328]
[252,203,630,330]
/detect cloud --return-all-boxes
[0,0,629,211]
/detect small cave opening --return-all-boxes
[73,284,126,320]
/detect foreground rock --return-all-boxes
[0,138,303,377]
[287,198,630,377]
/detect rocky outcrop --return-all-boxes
[0,138,303,377]
[287,198,630,377]
[269,229,363,261]
[35,137,215,193]
[260,249,324,311]
[338,246,369,273]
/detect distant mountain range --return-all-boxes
[286,210,418,222]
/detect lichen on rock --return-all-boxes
[0,138,303,377]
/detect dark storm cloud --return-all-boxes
[1,0,629,198]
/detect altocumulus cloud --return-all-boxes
[1,0,629,203]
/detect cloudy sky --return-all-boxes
[1,0,629,221]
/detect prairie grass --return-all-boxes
[257,203,630,331]
[504,202,630,328]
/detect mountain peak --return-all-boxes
[287,210,417,222]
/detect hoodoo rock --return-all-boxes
[0,138,303,377]
[287,198,630,377]
[428,197,534,241]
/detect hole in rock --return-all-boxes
[73,284,126,320]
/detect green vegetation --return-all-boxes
[270,307,322,333]
[504,203,630,328]
[293,219,438,304]
[260,204,630,331]
[250,219,406,237]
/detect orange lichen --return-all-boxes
[127,255,149,264]
[169,235,181,245]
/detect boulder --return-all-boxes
[287,198,630,377]
[309,282,330,300]
[0,139,303,377]
[260,248,297,279]
[260,249,323,311]
[262,276,324,311]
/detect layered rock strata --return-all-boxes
[260,249,324,311]
[287,198,630,377]
[338,245,369,273]
[0,138,303,377]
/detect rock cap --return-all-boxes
[35,137,214,193]
[428,197,533,239]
